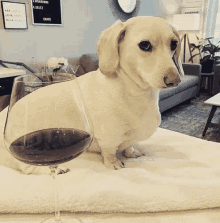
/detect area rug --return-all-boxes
[160,93,220,143]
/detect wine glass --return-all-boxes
[3,72,93,223]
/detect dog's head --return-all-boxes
[97,16,184,90]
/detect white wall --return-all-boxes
[0,0,164,63]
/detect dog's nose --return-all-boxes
[164,76,181,87]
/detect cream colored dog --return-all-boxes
[81,16,184,169]
[0,16,184,174]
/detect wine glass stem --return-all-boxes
[50,165,62,223]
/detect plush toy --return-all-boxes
[47,57,69,72]
[47,57,79,74]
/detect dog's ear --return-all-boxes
[170,25,185,77]
[97,20,125,76]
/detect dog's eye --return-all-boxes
[171,41,178,51]
[139,41,152,52]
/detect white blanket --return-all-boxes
[1,123,220,214]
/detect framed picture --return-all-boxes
[31,0,62,26]
[1,1,28,29]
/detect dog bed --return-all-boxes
[1,124,220,217]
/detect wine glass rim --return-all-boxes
[14,73,76,84]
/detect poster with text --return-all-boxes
[31,0,62,26]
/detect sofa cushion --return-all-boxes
[159,75,199,100]
[174,75,199,94]
[159,87,176,101]
[182,63,201,76]
[66,57,80,68]
[80,53,99,73]
[74,65,85,76]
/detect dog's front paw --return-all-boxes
[123,146,145,158]
[55,165,70,174]
[105,159,125,170]
[103,153,125,170]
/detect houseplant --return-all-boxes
[188,36,220,73]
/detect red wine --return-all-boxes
[9,128,92,166]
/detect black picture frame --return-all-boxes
[31,0,62,26]
[1,1,28,29]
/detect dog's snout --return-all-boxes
[164,67,181,88]
[164,76,181,87]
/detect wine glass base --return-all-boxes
[41,216,83,223]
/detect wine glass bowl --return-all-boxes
[4,72,93,222]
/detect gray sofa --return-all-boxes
[0,53,201,113]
